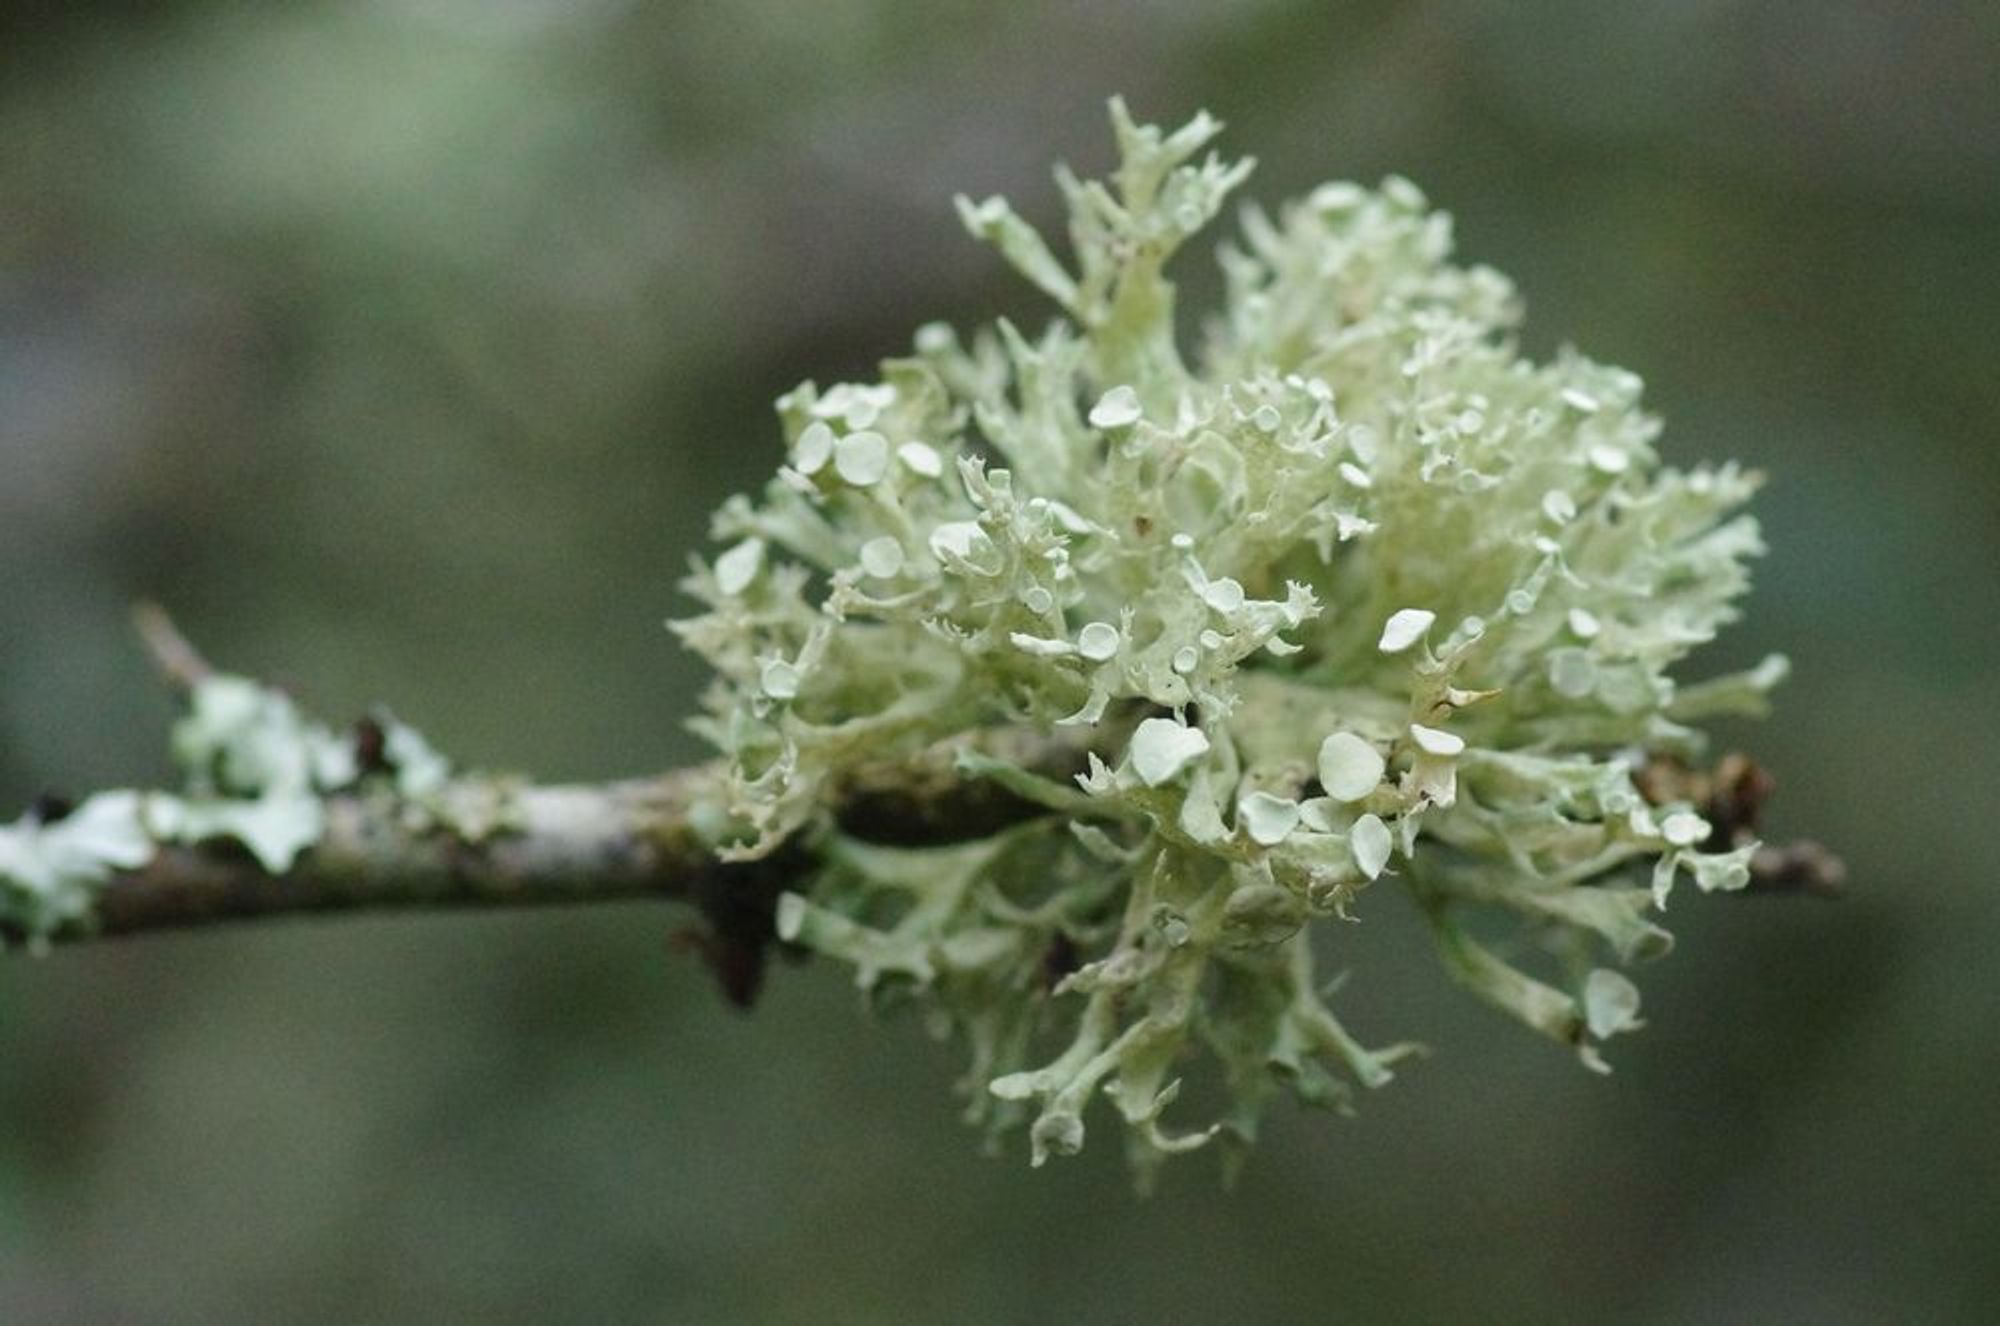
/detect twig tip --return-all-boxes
[132,601,213,690]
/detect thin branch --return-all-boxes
[90,773,718,936]
[32,723,1111,1002]
[18,703,1831,1009]
[1743,839,1847,898]
[132,601,214,690]
[63,765,805,1005]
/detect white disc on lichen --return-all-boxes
[1201,578,1246,613]
[1583,968,1642,1038]
[793,422,835,475]
[1130,718,1210,787]
[1660,811,1709,847]
[834,431,890,486]
[859,537,903,579]
[713,538,764,596]
[1077,622,1121,662]
[1350,813,1392,879]
[1408,723,1466,757]
[1317,732,1385,802]
[1088,385,1143,429]
[1378,608,1436,654]
[897,441,944,478]
[1239,792,1301,847]
[760,659,800,700]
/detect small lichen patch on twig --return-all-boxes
[1,639,470,944]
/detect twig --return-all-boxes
[26,723,1108,1007]
[132,601,214,690]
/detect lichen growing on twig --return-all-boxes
[0,668,456,946]
[673,100,1785,1180]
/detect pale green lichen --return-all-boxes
[0,674,453,944]
[0,792,156,942]
[674,99,1784,1181]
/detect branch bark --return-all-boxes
[26,706,1833,1011]
[90,773,718,936]
[39,718,1113,1003]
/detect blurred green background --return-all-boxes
[3,2,1996,1321]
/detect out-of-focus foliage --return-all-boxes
[3,1,1997,1321]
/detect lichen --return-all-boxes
[0,674,455,944]
[674,100,1783,1181]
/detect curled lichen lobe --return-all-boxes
[673,99,1784,1177]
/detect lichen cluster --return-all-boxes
[0,675,450,945]
[673,101,1784,1179]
